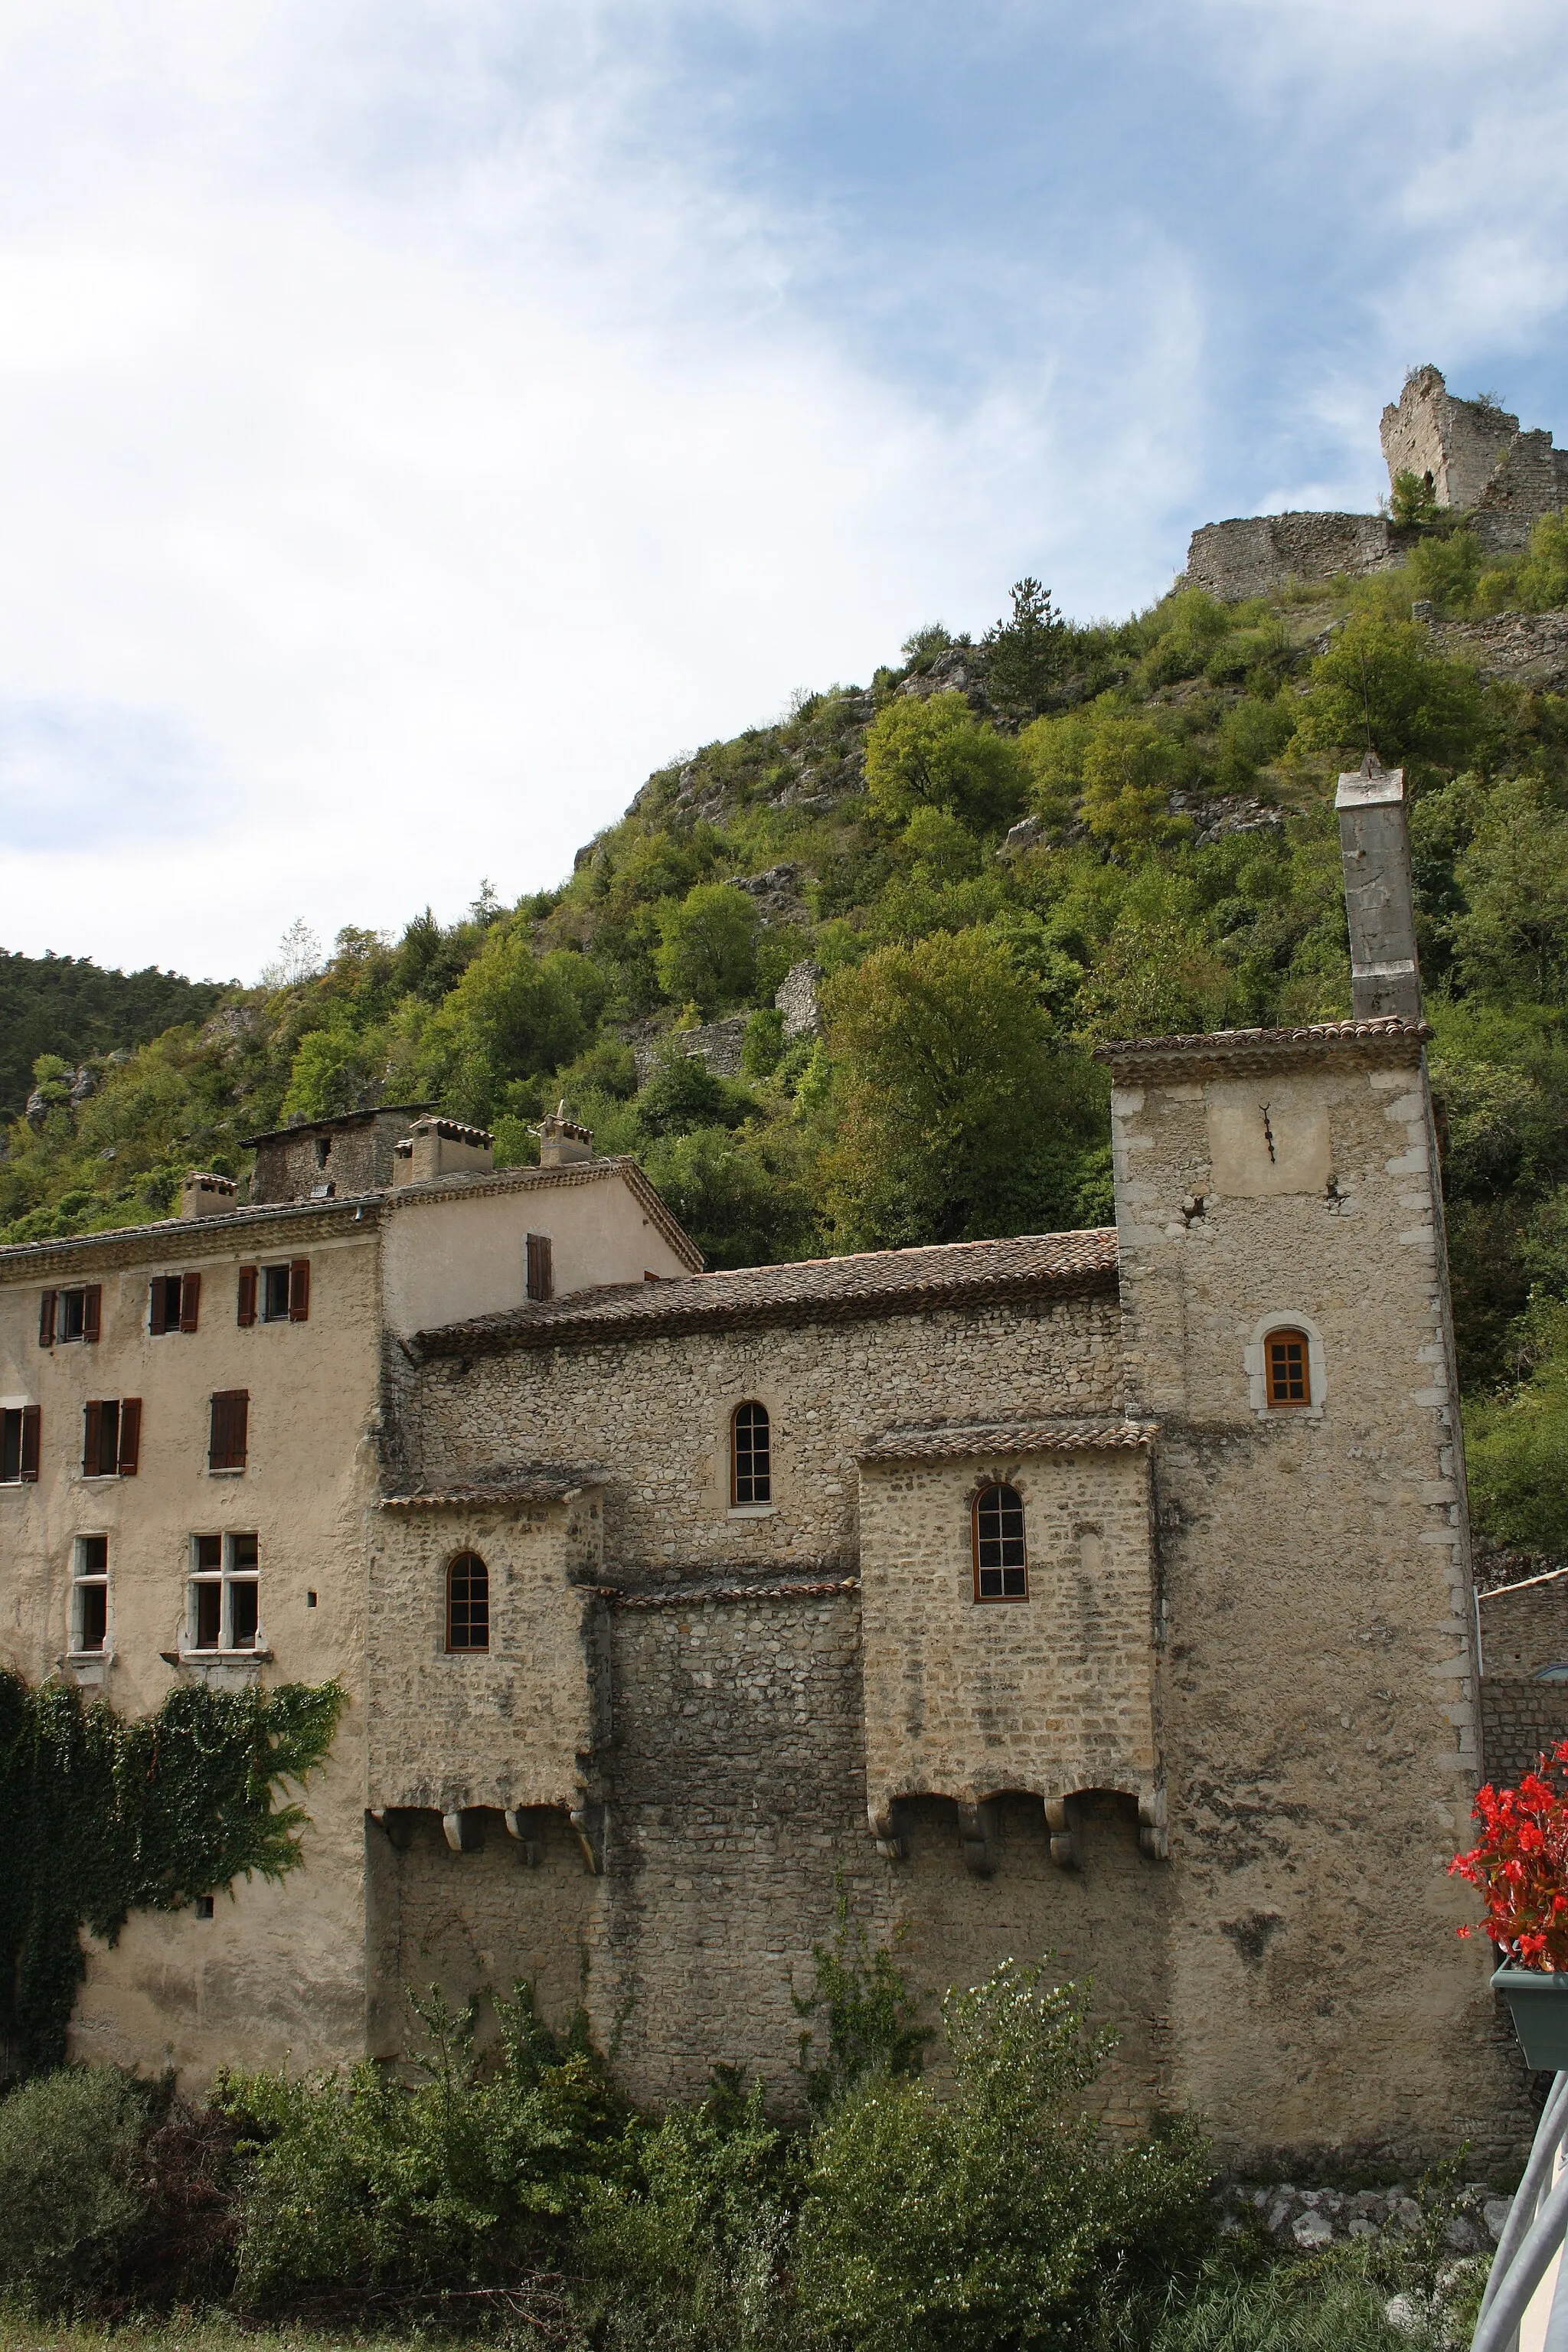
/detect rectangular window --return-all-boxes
[253,1259,311,1324]
[1,1405,41,1485]
[73,1534,109,1653]
[150,1273,202,1334]
[42,1284,101,1346]
[82,1400,141,1478]
[525,1233,554,1303]
[188,1530,260,1651]
[1266,1331,1311,1407]
[208,1390,249,1472]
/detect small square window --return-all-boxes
[194,1895,215,1919]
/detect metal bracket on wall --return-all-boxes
[957,1801,997,1878]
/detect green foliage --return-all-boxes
[0,2066,154,2311]
[0,1671,344,2081]
[792,1883,931,2117]
[641,1124,814,1269]
[864,692,1029,831]
[981,577,1066,724]
[655,884,761,1014]
[1292,614,1486,769]
[1390,468,1441,528]
[794,1958,1215,2352]
[820,929,1100,1248]
[1517,511,1568,611]
[637,1051,754,1140]
[0,950,230,1122]
[220,1984,625,2315]
[1464,1306,1568,1555]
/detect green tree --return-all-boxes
[864,693,1029,831]
[1080,713,1190,851]
[422,933,596,1122]
[655,884,760,1013]
[1450,779,1568,1000]
[641,1125,814,1268]
[1292,613,1486,768]
[820,929,1099,1248]
[981,577,1064,724]
[1517,511,1568,611]
[1390,467,1440,528]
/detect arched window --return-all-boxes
[973,1484,1027,1602]
[1264,1328,1312,1408]
[731,1401,771,1505]
[446,1551,490,1652]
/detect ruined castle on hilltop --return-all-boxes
[0,763,1540,2171]
[1187,364,1568,603]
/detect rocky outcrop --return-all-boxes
[1430,609,1568,693]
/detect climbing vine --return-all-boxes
[0,1669,345,2081]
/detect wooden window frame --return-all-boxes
[446,1550,491,1654]
[208,1389,250,1473]
[151,1272,201,1335]
[1,1405,41,1485]
[972,1481,1029,1604]
[731,1400,772,1506]
[42,1284,101,1346]
[525,1232,554,1303]
[1264,1327,1312,1410]
[82,1398,140,1479]
[71,1534,110,1655]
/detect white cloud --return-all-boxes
[0,0,1207,978]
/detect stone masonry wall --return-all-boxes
[859,1444,1158,1834]
[1186,513,1399,603]
[1108,1035,1530,2167]
[408,1290,1123,1578]
[1480,1683,1568,1793]
[1478,1572,1568,1678]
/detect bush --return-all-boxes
[1517,511,1568,610]
[864,692,1029,831]
[0,2066,152,2310]
[794,1958,1214,2352]
[655,884,760,1013]
[1292,614,1486,769]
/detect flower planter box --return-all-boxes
[1494,1966,1568,2069]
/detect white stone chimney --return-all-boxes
[392,1117,495,1187]
[537,1106,594,1168]
[181,1171,239,1218]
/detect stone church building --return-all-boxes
[0,767,1528,2167]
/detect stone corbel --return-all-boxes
[1045,1793,1082,1870]
[570,1801,606,1875]
[504,1808,543,1867]
[371,1807,419,1850]
[867,1803,906,1862]
[1138,1788,1168,1861]
[957,1802,996,1879]
[442,1808,483,1853]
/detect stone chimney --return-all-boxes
[537,1105,593,1168]
[391,1116,495,1187]
[181,1171,238,1219]
[1335,756,1422,1024]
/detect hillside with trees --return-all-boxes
[5,514,1567,1553]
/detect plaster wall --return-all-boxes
[0,1210,382,2080]
[1108,1037,1525,2163]
[381,1166,693,1338]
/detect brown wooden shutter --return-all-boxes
[149,1278,168,1336]
[38,1290,56,1348]
[525,1233,553,1302]
[179,1271,201,1332]
[83,1401,103,1475]
[117,1397,142,1476]
[237,1266,257,1327]
[288,1258,310,1321]
[209,1390,249,1471]
[20,1406,40,1481]
[83,1284,102,1343]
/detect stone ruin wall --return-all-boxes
[1187,366,1567,603]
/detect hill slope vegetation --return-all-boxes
[5,521,1568,1552]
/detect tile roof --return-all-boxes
[859,1417,1158,1461]
[413,1227,1119,1357]
[1095,1014,1429,1080]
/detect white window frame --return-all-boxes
[187,1530,263,1653]
[70,1533,111,1658]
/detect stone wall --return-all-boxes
[1478,1571,1568,1678]
[1480,1682,1568,1792]
[1104,1024,1527,2165]
[1381,370,1520,512]
[1185,513,1399,603]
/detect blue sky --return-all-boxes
[0,0,1564,978]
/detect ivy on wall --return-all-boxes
[0,1670,345,2082]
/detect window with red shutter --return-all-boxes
[117,1398,142,1476]
[179,1271,201,1332]
[1,1410,27,1482]
[38,1291,56,1348]
[83,1285,101,1343]
[237,1266,257,1326]
[83,1400,121,1478]
[288,1259,310,1321]
[149,1278,168,1336]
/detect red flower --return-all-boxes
[1452,1743,1568,1971]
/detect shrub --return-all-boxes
[1292,615,1485,769]
[0,2066,152,2311]
[864,692,1029,831]
[655,884,760,1013]
[794,1958,1214,2352]
[1517,511,1568,611]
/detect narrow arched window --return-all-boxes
[732,1402,771,1505]
[973,1484,1027,1602]
[446,1551,490,1652]
[1265,1328,1312,1408]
